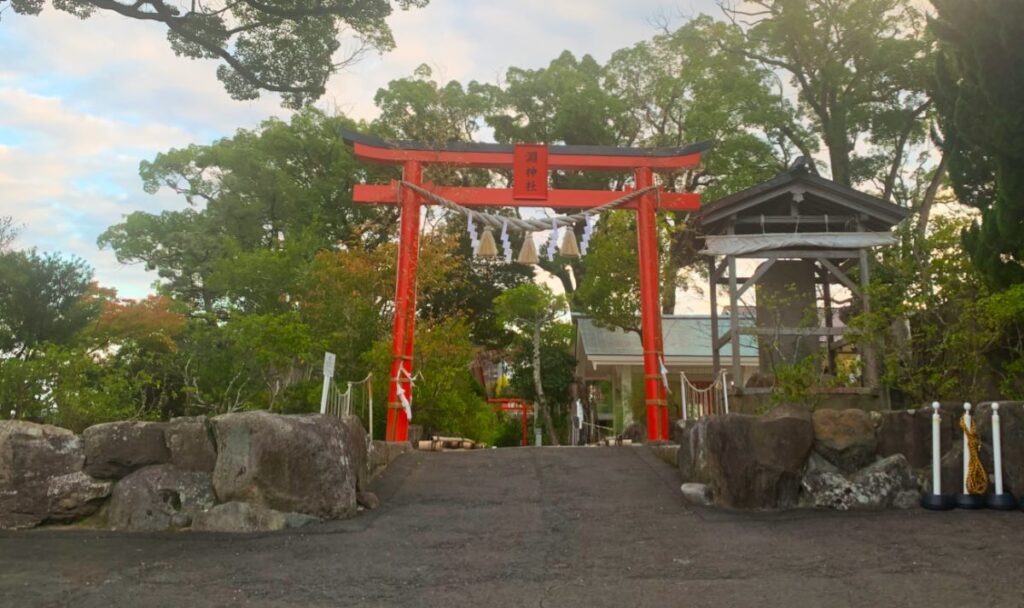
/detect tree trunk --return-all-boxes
[914,154,949,284]
[824,114,853,187]
[532,320,559,446]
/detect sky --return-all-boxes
[0,0,724,304]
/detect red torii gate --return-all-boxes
[488,398,533,447]
[341,130,707,443]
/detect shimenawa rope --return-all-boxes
[397,181,659,233]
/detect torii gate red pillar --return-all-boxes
[341,129,706,443]
[634,167,669,441]
[386,161,421,441]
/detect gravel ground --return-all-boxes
[1,446,1021,607]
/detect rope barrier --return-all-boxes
[397,181,659,233]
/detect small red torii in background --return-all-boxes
[341,130,707,443]
[488,398,533,447]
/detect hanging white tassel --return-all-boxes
[546,218,558,262]
[500,221,512,263]
[580,214,596,255]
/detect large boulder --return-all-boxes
[191,501,319,533]
[677,406,813,509]
[164,416,217,473]
[801,454,920,510]
[107,464,216,531]
[211,412,362,519]
[0,421,112,529]
[336,416,369,491]
[876,407,957,469]
[974,402,1024,495]
[812,408,877,472]
[83,421,170,479]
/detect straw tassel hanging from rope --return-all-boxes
[517,234,539,265]
[476,226,499,257]
[560,226,581,258]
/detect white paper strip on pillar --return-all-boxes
[700,232,896,256]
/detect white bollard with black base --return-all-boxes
[922,402,955,510]
[987,403,1017,509]
[956,402,988,509]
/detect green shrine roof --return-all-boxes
[575,315,758,359]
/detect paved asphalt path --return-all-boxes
[1,446,1022,607]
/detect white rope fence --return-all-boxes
[582,419,617,443]
[680,371,730,422]
[323,372,374,436]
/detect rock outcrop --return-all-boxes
[812,408,877,472]
[164,416,217,473]
[83,421,170,479]
[801,454,920,510]
[107,464,216,531]
[678,405,813,509]
[876,407,957,469]
[211,412,361,519]
[0,421,111,529]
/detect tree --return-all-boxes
[722,0,932,189]
[2,0,428,108]
[931,0,1024,289]
[99,109,399,313]
[0,215,18,252]
[506,321,575,442]
[483,51,631,301]
[371,66,534,345]
[494,284,567,445]
[855,213,1007,403]
[364,316,500,443]
[577,16,804,324]
[0,249,96,358]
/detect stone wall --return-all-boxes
[676,403,1024,510]
[0,412,409,532]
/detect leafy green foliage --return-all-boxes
[725,0,931,188]
[931,0,1024,289]
[365,316,499,443]
[1,0,429,108]
[0,250,96,357]
[494,284,567,444]
[99,109,398,313]
[854,213,1023,402]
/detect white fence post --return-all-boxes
[722,372,730,414]
[320,352,336,415]
[680,373,688,423]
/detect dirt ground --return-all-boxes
[1,446,1022,607]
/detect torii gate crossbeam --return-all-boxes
[342,130,708,443]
